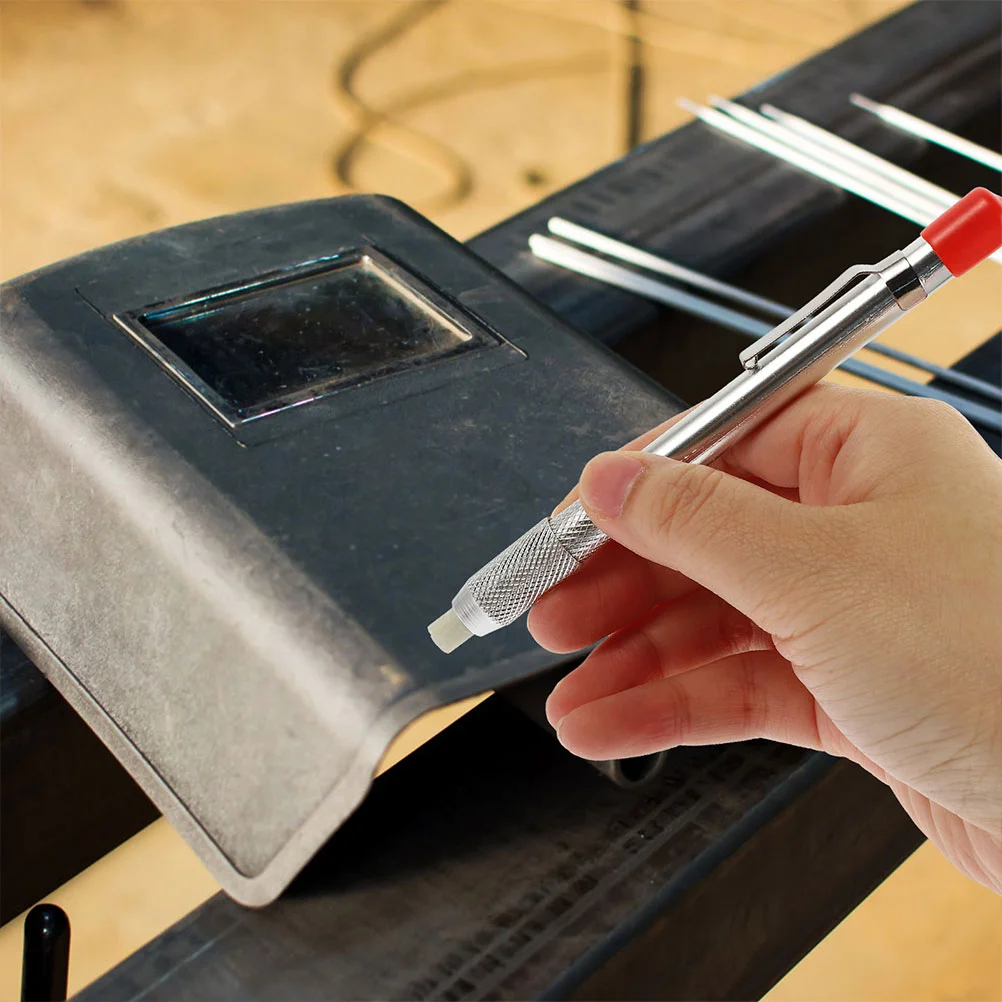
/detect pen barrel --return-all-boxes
[453,507,606,636]
[644,272,906,466]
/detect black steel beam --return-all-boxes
[76,700,918,1001]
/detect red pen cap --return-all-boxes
[921,187,1002,276]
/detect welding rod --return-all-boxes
[750,103,1002,268]
[547,216,786,316]
[758,104,961,210]
[679,97,1002,266]
[547,217,1001,404]
[678,95,930,220]
[529,234,1002,432]
[850,93,1002,173]
[708,95,947,221]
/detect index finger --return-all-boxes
[719,380,961,499]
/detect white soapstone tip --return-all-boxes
[427,608,473,654]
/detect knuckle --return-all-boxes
[648,465,727,549]
[881,393,968,439]
[654,683,693,743]
[716,604,767,658]
[735,657,768,732]
[902,395,962,429]
[865,396,982,490]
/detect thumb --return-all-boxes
[577,451,829,634]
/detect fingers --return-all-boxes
[711,454,801,503]
[551,650,822,760]
[527,541,698,653]
[562,382,978,521]
[576,449,831,635]
[718,382,982,505]
[544,589,773,722]
[716,382,865,495]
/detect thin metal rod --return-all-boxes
[708,95,947,220]
[848,341,1000,402]
[678,97,936,225]
[753,103,1002,267]
[545,219,1002,403]
[529,234,1002,433]
[681,96,1002,267]
[759,104,959,208]
[851,93,1002,173]
[536,234,768,336]
[547,217,787,316]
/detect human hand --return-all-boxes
[528,383,1002,892]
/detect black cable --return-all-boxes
[330,1,633,210]
[331,0,473,209]
[622,0,645,151]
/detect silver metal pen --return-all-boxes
[428,189,1002,653]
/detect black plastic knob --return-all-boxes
[21,903,70,1002]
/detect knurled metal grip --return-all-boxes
[453,501,607,636]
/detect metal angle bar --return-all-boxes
[545,220,1002,403]
[529,234,1002,433]
[851,93,1002,173]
